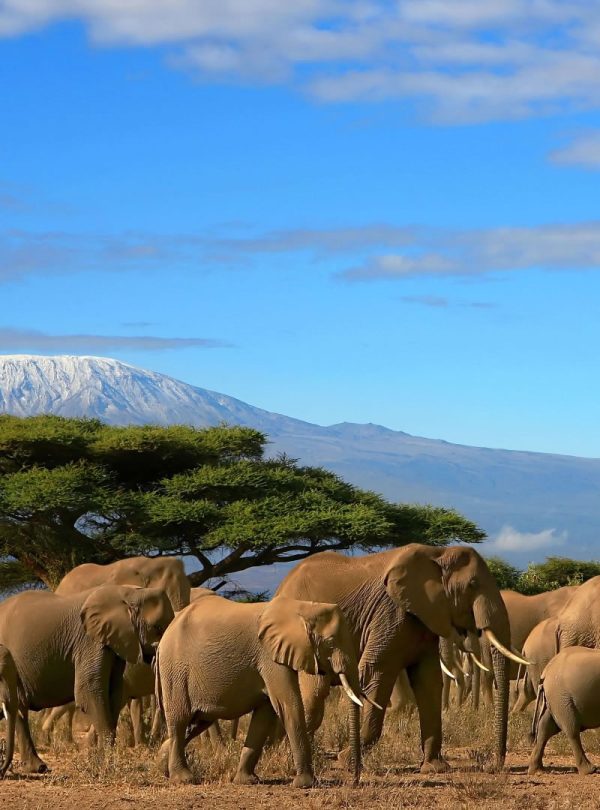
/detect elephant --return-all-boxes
[0,584,173,773]
[276,544,527,771]
[156,593,364,788]
[512,617,559,714]
[0,645,18,779]
[56,556,191,611]
[478,585,578,706]
[48,556,191,746]
[529,646,600,775]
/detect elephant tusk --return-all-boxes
[361,692,383,711]
[339,674,363,708]
[1,702,6,720]
[469,652,490,673]
[440,659,456,681]
[484,628,532,666]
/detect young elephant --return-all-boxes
[156,594,363,788]
[0,585,173,773]
[529,646,600,775]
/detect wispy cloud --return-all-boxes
[5,221,600,284]
[485,524,568,553]
[2,2,600,123]
[399,295,495,308]
[336,221,600,281]
[0,328,231,352]
[550,130,600,169]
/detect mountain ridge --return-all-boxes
[1,353,599,566]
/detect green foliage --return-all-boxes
[485,554,600,594]
[0,415,484,590]
[517,556,600,595]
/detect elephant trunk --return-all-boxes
[331,644,362,782]
[0,698,15,779]
[348,696,361,785]
[473,593,511,768]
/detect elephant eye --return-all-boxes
[469,577,478,589]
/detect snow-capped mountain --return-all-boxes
[2,354,600,566]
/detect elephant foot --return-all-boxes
[420,757,450,774]
[170,768,195,785]
[577,762,596,776]
[21,758,49,775]
[292,772,314,789]
[233,771,259,785]
[527,763,544,776]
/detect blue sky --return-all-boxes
[2,2,600,458]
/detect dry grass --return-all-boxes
[3,692,600,808]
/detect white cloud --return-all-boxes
[2,1,600,123]
[486,524,568,553]
[550,130,600,169]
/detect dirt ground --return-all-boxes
[3,702,600,809]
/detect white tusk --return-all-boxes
[440,659,457,681]
[484,629,532,666]
[361,692,383,711]
[469,652,490,673]
[339,674,363,708]
[1,702,6,720]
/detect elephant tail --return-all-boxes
[531,676,547,742]
[153,645,165,723]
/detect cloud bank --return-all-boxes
[3,1,600,123]
[485,524,568,554]
[5,221,600,284]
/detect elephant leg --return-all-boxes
[230,717,239,740]
[565,728,595,775]
[166,718,197,784]
[206,720,223,749]
[16,710,48,774]
[528,707,559,774]
[233,702,277,785]
[129,699,146,747]
[42,703,75,743]
[407,651,449,774]
[442,674,450,711]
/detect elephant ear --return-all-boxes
[384,548,453,638]
[80,586,142,664]
[258,597,320,674]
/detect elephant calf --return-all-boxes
[529,646,600,775]
[156,594,363,788]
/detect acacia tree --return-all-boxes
[0,415,485,591]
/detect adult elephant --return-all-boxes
[156,594,363,788]
[47,556,191,745]
[0,585,173,773]
[276,544,526,771]
[478,586,578,705]
[56,556,190,611]
[0,645,18,779]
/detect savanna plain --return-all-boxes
[1,694,599,809]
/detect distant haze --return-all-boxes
[1,354,598,590]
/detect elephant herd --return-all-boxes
[0,544,599,787]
